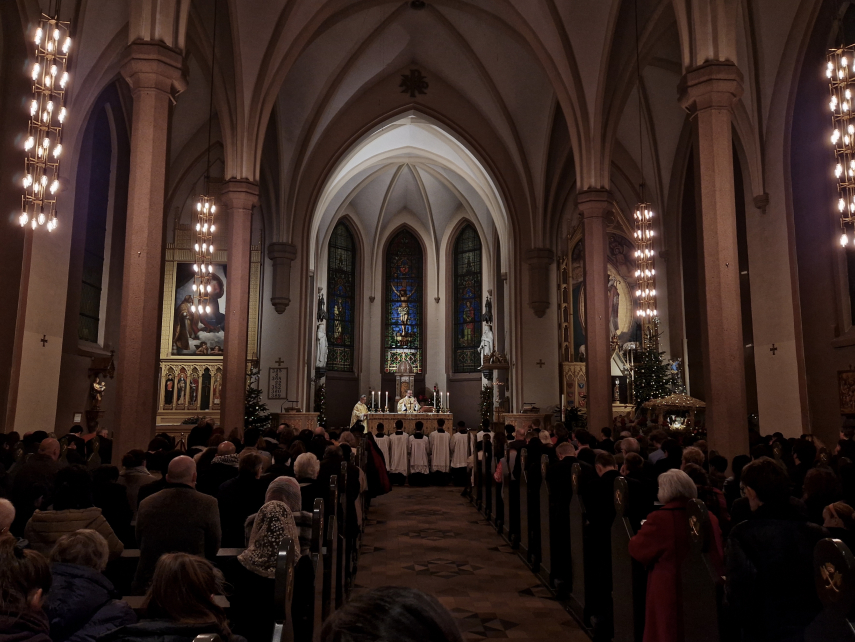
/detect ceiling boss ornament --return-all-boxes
[19,8,72,231]
[829,46,855,247]
[400,69,428,98]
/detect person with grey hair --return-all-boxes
[45,530,136,641]
[0,498,15,539]
[629,469,724,642]
[295,453,323,512]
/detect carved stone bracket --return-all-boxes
[525,248,554,318]
[267,242,298,313]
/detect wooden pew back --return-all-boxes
[272,536,296,642]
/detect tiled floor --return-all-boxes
[354,486,589,641]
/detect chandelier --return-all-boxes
[19,15,71,231]
[828,46,855,247]
[634,204,657,320]
[192,0,219,316]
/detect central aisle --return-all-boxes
[354,486,588,641]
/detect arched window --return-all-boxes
[453,225,482,372]
[326,222,357,371]
[385,229,423,373]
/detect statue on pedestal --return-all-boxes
[315,322,328,369]
[91,377,107,410]
[479,324,494,365]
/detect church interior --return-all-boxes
[4,0,855,641]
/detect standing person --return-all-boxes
[388,421,409,486]
[597,427,615,454]
[450,424,470,487]
[397,390,420,413]
[9,438,61,536]
[362,433,391,501]
[132,457,221,593]
[350,395,369,428]
[429,419,451,486]
[197,442,240,496]
[374,423,391,465]
[0,537,52,642]
[408,423,431,487]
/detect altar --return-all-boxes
[366,412,453,435]
[498,412,553,436]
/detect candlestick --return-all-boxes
[385,391,388,411]
[439,392,443,410]
[447,392,450,412]
[561,393,565,409]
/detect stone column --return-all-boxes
[578,189,613,435]
[267,242,298,313]
[114,42,185,458]
[219,180,259,434]
[525,248,554,317]
[679,61,749,462]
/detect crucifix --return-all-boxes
[275,358,284,366]
[40,335,48,347]
[770,344,778,356]
[536,359,545,368]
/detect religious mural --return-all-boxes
[171,262,227,356]
[385,230,423,373]
[326,222,356,371]
[571,234,639,359]
[453,225,482,372]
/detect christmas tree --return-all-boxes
[314,383,326,426]
[633,348,671,408]
[480,385,493,425]
[244,367,271,431]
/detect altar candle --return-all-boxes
[561,393,565,409]
[447,392,450,411]
[385,391,388,409]
[439,392,443,409]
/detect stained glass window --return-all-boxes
[326,222,356,371]
[453,225,482,372]
[385,230,423,372]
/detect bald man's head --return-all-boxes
[39,438,60,461]
[166,456,197,486]
[217,441,236,456]
[0,498,15,534]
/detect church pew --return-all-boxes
[518,448,530,560]
[292,498,325,642]
[501,444,512,542]
[805,538,855,641]
[272,536,296,642]
[492,444,504,534]
[473,433,483,510]
[537,454,552,586]
[611,476,646,642]
[680,499,722,642]
[524,449,543,570]
[507,446,521,548]
[482,435,493,521]
[568,463,587,623]
[322,477,339,621]
[107,548,246,596]
[336,463,349,606]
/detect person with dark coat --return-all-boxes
[653,439,683,478]
[102,553,245,642]
[723,454,751,511]
[629,469,724,642]
[596,427,615,455]
[216,452,267,548]
[620,453,656,530]
[790,439,816,499]
[316,446,361,539]
[197,442,240,496]
[0,536,53,642]
[363,433,391,499]
[134,450,185,507]
[9,438,61,536]
[726,457,827,642]
[91,466,133,547]
[545,442,577,593]
[44,530,136,642]
[294,453,323,512]
[132,457,221,593]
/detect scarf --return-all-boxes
[266,476,303,513]
[211,454,239,467]
[238,501,300,578]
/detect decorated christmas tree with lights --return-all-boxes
[633,347,671,408]
[244,367,271,431]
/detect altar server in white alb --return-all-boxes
[429,418,451,485]
[397,389,420,413]
[374,423,390,465]
[388,420,409,486]
[408,422,431,486]
[450,421,470,487]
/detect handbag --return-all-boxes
[493,460,503,483]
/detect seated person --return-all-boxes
[295,453,323,512]
[0,536,52,641]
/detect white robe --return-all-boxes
[408,435,430,474]
[476,430,487,460]
[429,430,451,472]
[397,396,420,413]
[388,433,409,475]
[374,434,391,466]
[450,432,470,468]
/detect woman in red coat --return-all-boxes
[628,469,724,642]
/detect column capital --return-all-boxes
[577,189,616,219]
[678,60,744,114]
[120,41,187,95]
[267,241,297,262]
[220,179,260,214]
[523,247,554,266]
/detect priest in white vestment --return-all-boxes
[408,421,431,486]
[388,420,409,486]
[350,395,369,428]
[450,422,471,487]
[397,389,420,413]
[429,418,451,485]
[374,422,390,465]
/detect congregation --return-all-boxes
[2,416,855,642]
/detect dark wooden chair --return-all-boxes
[538,454,552,586]
[271,536,296,642]
[568,462,587,623]
[337,461,349,604]
[482,435,493,521]
[322,476,339,621]
[611,476,645,642]
[680,499,722,642]
[474,434,483,511]
[492,443,505,534]
[805,538,855,642]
